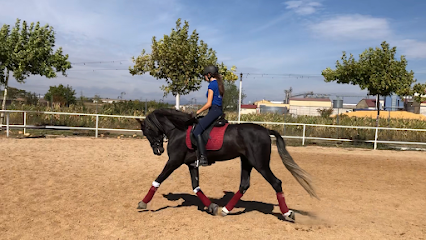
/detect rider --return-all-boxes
[192,65,225,166]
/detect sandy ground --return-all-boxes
[1,137,425,240]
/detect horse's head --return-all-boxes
[136,109,193,155]
[136,118,165,156]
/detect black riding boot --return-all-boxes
[196,135,209,166]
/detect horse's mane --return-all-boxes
[146,108,192,133]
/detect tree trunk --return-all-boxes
[1,70,10,126]
[376,94,380,127]
[404,96,408,111]
[175,93,180,110]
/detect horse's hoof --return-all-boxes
[283,210,295,223]
[208,203,219,216]
[221,207,229,216]
[137,201,147,209]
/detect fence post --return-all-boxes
[23,111,27,135]
[374,127,379,150]
[238,73,243,124]
[6,112,10,138]
[283,124,286,136]
[95,115,99,138]
[302,124,306,146]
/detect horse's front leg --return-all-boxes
[137,159,182,209]
[188,165,219,215]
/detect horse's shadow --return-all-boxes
[139,191,315,221]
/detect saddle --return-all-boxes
[186,114,229,150]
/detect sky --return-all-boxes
[1,0,426,105]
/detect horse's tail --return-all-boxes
[269,129,319,200]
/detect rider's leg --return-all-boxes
[192,105,223,166]
[192,123,207,166]
[195,134,208,166]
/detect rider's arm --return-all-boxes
[197,89,214,115]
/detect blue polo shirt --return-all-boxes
[206,80,222,106]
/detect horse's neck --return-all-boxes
[162,115,187,134]
[158,115,178,134]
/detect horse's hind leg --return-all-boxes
[221,156,252,216]
[256,166,295,222]
[248,143,295,222]
[188,165,218,216]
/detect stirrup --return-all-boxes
[199,155,209,167]
[189,157,209,168]
[189,159,200,168]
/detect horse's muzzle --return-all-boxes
[153,146,164,156]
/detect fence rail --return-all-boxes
[1,110,426,150]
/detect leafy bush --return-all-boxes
[4,103,426,147]
[317,108,333,118]
[223,112,426,145]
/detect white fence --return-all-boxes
[1,110,426,150]
[0,110,145,138]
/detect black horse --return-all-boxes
[136,108,318,222]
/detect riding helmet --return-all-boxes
[203,65,219,76]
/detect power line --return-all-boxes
[70,59,130,65]
[242,73,324,80]
[65,57,426,79]
[60,68,426,84]
[244,75,323,80]
[68,68,129,72]
[65,69,325,78]
[243,73,322,76]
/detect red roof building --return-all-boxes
[241,104,257,109]
[356,99,384,110]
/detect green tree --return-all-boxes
[78,91,88,107]
[93,94,102,103]
[101,100,172,115]
[317,108,333,118]
[0,87,26,99]
[129,18,237,110]
[322,41,426,126]
[0,87,39,105]
[23,91,39,105]
[219,65,246,111]
[0,18,71,123]
[218,63,239,82]
[222,79,247,111]
[44,84,76,107]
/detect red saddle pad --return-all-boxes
[186,123,229,150]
